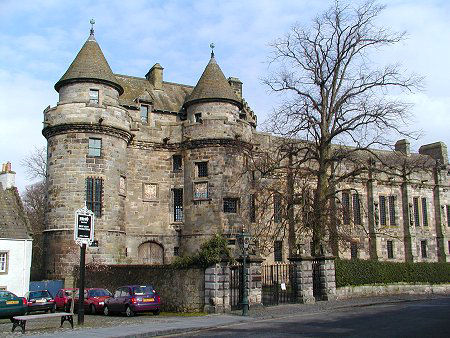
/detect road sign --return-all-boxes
[74,206,95,246]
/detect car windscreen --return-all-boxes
[88,289,112,297]
[132,286,154,296]
[0,291,16,299]
[29,291,51,299]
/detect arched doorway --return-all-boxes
[137,241,164,265]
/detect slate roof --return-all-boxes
[184,55,241,108]
[115,75,193,113]
[0,186,31,240]
[54,33,123,95]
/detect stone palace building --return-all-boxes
[42,28,450,281]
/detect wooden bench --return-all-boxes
[12,312,73,334]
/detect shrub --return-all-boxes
[172,234,233,269]
[335,259,450,287]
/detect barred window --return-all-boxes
[389,196,396,225]
[140,105,149,123]
[86,177,103,217]
[421,240,427,258]
[89,89,99,104]
[0,252,8,273]
[196,162,208,177]
[413,197,420,226]
[173,188,183,222]
[422,198,428,226]
[274,241,283,262]
[447,206,450,227]
[342,192,350,225]
[223,198,238,213]
[350,242,358,260]
[352,194,361,225]
[88,138,101,157]
[250,194,256,223]
[194,113,202,123]
[273,193,282,223]
[172,155,182,172]
[379,196,387,226]
[387,240,394,259]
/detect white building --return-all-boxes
[0,162,32,296]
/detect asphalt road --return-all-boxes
[174,297,450,337]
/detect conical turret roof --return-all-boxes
[54,32,123,94]
[184,54,241,108]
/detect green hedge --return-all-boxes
[335,259,450,287]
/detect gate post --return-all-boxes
[319,256,337,301]
[237,255,263,308]
[288,256,315,304]
[204,261,230,313]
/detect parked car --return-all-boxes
[24,290,55,314]
[74,288,112,314]
[103,285,160,317]
[0,291,26,321]
[54,288,78,312]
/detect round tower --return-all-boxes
[42,26,131,283]
[181,50,254,253]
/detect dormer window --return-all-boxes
[89,89,99,104]
[140,105,149,123]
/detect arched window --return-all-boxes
[137,242,164,265]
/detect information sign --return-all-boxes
[74,206,95,246]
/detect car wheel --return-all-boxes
[152,309,160,316]
[51,305,56,313]
[90,304,96,315]
[103,305,110,316]
[125,306,134,317]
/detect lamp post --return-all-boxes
[238,231,250,316]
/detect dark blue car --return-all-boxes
[103,285,160,317]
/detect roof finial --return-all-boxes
[90,18,95,36]
[210,43,215,58]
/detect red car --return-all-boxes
[75,288,112,314]
[103,285,160,317]
[54,288,77,312]
[24,290,55,314]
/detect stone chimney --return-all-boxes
[419,142,449,165]
[395,139,410,155]
[0,161,16,189]
[228,77,242,99]
[145,63,164,90]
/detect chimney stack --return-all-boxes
[228,77,242,99]
[145,63,164,90]
[0,161,16,189]
[395,139,410,155]
[419,142,449,165]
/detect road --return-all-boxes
[172,297,450,337]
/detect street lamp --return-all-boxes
[238,231,250,316]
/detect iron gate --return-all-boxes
[262,263,297,306]
[230,263,243,310]
[312,258,323,300]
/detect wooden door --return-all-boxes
[137,242,164,265]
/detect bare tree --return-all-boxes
[21,146,47,280]
[261,1,422,256]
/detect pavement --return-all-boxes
[11,294,448,337]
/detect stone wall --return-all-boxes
[337,283,450,299]
[75,264,205,312]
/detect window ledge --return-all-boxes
[143,199,159,203]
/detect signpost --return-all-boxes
[74,206,95,325]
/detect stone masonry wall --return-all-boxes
[76,264,204,312]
